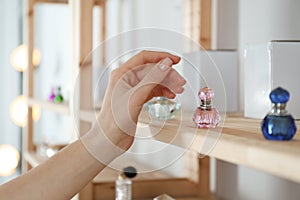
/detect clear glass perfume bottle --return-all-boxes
[145,96,180,120]
[193,87,220,128]
[261,87,297,140]
[115,166,137,200]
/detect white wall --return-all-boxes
[215,0,300,199]
[238,0,300,110]
[0,0,22,183]
[216,161,300,200]
[34,4,73,145]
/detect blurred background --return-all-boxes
[1,0,300,199]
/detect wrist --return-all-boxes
[80,123,124,165]
[97,108,135,151]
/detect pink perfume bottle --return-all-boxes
[49,86,56,102]
[193,87,220,128]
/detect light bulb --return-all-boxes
[9,96,28,127]
[32,104,41,122]
[10,44,41,72]
[0,145,20,176]
[9,96,41,127]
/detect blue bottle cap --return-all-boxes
[269,87,290,104]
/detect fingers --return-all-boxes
[149,86,176,100]
[120,50,180,73]
[161,87,176,99]
[161,68,186,93]
[130,56,187,106]
[130,57,173,104]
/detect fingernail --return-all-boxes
[159,57,172,71]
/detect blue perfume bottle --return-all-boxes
[261,87,297,141]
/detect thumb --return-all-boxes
[133,57,173,103]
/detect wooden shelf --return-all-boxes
[35,0,68,4]
[25,106,300,183]
[26,98,97,123]
[92,157,201,199]
[137,112,300,184]
[24,151,190,183]
[24,151,207,199]
[25,105,300,184]
[27,98,69,115]
[34,0,105,5]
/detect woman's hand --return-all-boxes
[97,50,186,151]
[0,51,187,200]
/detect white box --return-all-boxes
[180,50,238,113]
[244,41,300,119]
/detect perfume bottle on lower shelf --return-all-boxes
[115,166,137,200]
[261,87,297,141]
[193,87,220,128]
[145,96,180,120]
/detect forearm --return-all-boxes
[0,128,118,200]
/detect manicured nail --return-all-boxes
[159,57,172,71]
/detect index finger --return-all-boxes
[119,50,181,73]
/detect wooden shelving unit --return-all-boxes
[22,0,213,199]
[26,97,97,123]
[24,151,212,199]
[22,0,300,200]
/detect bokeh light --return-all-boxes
[10,44,41,72]
[9,96,41,127]
[0,145,20,176]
